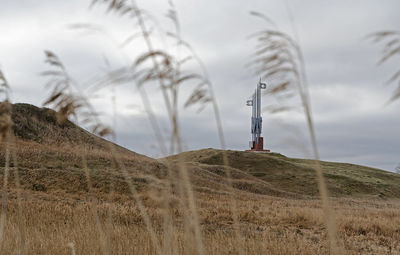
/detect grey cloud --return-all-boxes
[0,0,399,172]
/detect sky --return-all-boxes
[0,0,399,172]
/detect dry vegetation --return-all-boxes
[0,105,398,254]
[1,186,399,254]
[0,0,399,254]
[368,31,400,103]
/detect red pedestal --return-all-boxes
[245,137,270,152]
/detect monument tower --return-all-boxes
[246,79,270,152]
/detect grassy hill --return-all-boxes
[11,103,142,155]
[0,103,166,197]
[0,103,399,254]
[1,103,399,200]
[166,148,400,198]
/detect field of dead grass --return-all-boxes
[1,189,399,254]
[0,138,399,254]
[0,0,399,253]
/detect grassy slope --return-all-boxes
[166,148,400,198]
[0,103,166,197]
[1,104,399,254]
[11,103,144,156]
[3,103,400,199]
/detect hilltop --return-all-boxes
[11,103,141,156]
[166,148,400,198]
[0,103,165,197]
[1,103,399,199]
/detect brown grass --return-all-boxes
[0,1,398,254]
[0,137,398,254]
[249,12,340,253]
[0,188,399,254]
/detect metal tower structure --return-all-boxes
[246,79,270,152]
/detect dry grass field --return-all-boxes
[0,104,399,254]
[0,0,399,254]
[1,186,399,254]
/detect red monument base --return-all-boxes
[245,137,270,152]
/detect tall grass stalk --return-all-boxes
[249,12,340,254]
[0,130,11,251]
[87,0,240,253]
[10,135,26,255]
[42,51,112,255]
[168,7,244,251]
[41,51,163,254]
[0,70,26,254]
[82,152,111,255]
[107,143,163,254]
[367,31,400,103]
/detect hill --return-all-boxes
[11,103,140,155]
[0,103,399,254]
[1,103,399,199]
[0,103,166,197]
[166,148,400,198]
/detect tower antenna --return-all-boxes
[245,79,270,152]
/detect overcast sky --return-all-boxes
[1,0,399,172]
